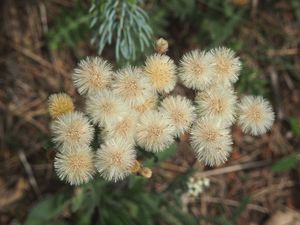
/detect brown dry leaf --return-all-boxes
[264,210,300,225]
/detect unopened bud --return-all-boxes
[155,38,168,54]
[130,160,141,173]
[140,167,152,178]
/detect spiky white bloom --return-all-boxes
[96,139,136,182]
[48,93,74,118]
[54,146,95,185]
[144,54,177,93]
[196,144,232,167]
[190,118,232,166]
[112,66,155,106]
[136,110,175,152]
[196,86,237,126]
[178,50,215,91]
[238,96,274,135]
[72,57,112,95]
[210,47,241,84]
[51,112,94,150]
[160,95,196,137]
[103,111,138,143]
[86,90,129,127]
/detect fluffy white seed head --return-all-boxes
[96,139,136,182]
[195,144,232,167]
[144,54,177,93]
[103,111,138,143]
[54,146,95,185]
[51,111,94,151]
[136,110,175,152]
[190,118,232,166]
[112,66,155,106]
[210,47,241,84]
[178,50,215,91]
[72,57,112,95]
[160,95,196,137]
[238,96,274,135]
[86,90,129,127]
[196,86,237,126]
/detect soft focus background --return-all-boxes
[1,0,300,225]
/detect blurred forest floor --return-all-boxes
[1,0,300,225]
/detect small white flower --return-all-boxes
[196,86,237,126]
[96,139,136,182]
[54,146,95,185]
[112,66,155,106]
[178,50,215,91]
[196,144,232,167]
[103,111,138,143]
[210,47,241,84]
[190,118,232,166]
[187,177,210,197]
[160,95,196,137]
[51,111,94,150]
[72,57,112,95]
[86,90,129,127]
[144,54,177,93]
[238,96,274,135]
[136,110,175,152]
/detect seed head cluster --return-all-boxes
[48,43,274,186]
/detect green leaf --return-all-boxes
[144,143,177,167]
[47,0,90,51]
[231,196,251,223]
[291,0,300,22]
[24,193,72,225]
[162,203,197,225]
[74,210,93,225]
[288,117,300,137]
[272,154,299,173]
[71,190,85,212]
[164,168,195,192]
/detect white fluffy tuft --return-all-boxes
[86,90,130,127]
[51,111,94,151]
[160,95,196,137]
[136,110,175,152]
[238,96,274,135]
[96,139,136,182]
[190,118,232,166]
[178,50,215,91]
[54,146,95,185]
[72,57,112,95]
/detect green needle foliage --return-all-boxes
[47,0,91,51]
[89,0,153,62]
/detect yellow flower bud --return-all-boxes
[130,160,141,173]
[48,93,74,118]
